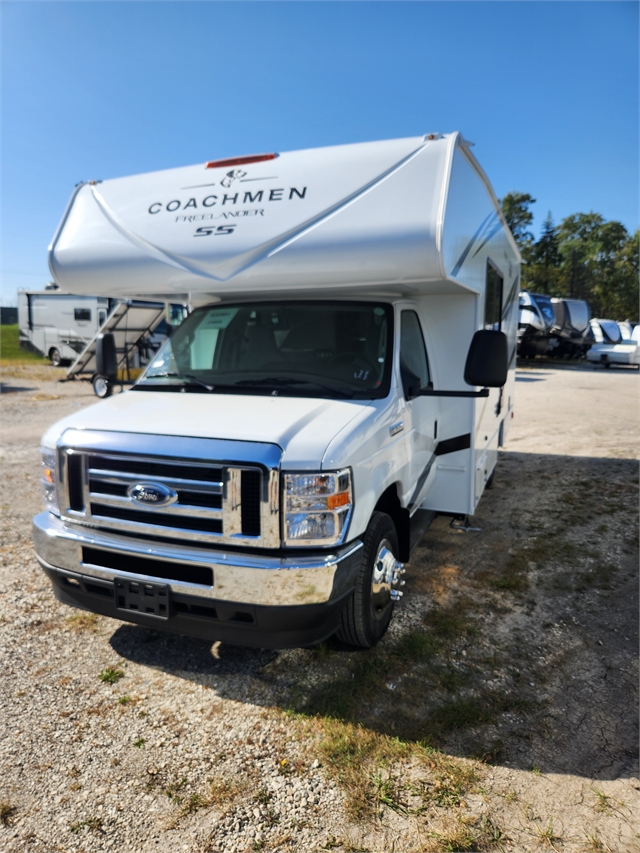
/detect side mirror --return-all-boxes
[464,330,508,388]
[96,332,118,378]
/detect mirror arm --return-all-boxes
[410,387,491,398]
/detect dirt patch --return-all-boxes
[0,364,638,852]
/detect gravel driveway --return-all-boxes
[1,362,638,853]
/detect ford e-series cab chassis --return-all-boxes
[34,134,520,649]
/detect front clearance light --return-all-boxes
[40,448,60,515]
[284,469,353,546]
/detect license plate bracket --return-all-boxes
[116,578,170,619]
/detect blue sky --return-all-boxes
[1,1,638,305]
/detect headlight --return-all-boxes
[40,448,60,515]
[283,469,352,546]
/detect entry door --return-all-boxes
[400,310,439,510]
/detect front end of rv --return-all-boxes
[34,133,520,648]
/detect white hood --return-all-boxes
[42,390,374,469]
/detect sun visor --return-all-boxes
[48,136,449,299]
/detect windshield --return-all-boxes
[135,301,393,399]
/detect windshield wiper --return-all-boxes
[234,377,354,398]
[141,372,215,392]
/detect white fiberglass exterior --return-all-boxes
[50,135,472,301]
[44,132,520,545]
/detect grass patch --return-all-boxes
[163,775,247,828]
[487,532,587,593]
[69,816,103,834]
[65,612,98,632]
[420,815,505,852]
[99,666,124,684]
[305,716,479,821]
[0,325,48,362]
[576,563,617,591]
[491,572,530,591]
[0,800,17,826]
[298,600,478,722]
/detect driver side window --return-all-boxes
[400,311,430,398]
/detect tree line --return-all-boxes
[499,192,639,321]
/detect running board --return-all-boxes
[409,509,436,555]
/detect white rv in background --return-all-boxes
[586,318,640,367]
[18,289,114,364]
[33,133,520,650]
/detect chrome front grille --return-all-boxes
[57,430,281,549]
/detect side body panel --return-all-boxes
[439,145,520,512]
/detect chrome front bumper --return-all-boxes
[33,512,363,607]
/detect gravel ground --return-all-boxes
[0,362,638,853]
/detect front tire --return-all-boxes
[92,374,114,398]
[49,348,62,367]
[337,511,400,649]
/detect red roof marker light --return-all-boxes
[205,153,279,169]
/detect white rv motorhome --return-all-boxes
[18,289,114,364]
[33,133,520,649]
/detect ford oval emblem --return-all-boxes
[127,482,177,507]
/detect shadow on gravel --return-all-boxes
[111,451,639,782]
[111,625,277,677]
[0,383,38,393]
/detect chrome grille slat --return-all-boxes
[88,492,223,519]
[86,512,225,543]
[88,469,223,493]
[57,431,281,549]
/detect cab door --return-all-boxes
[399,309,439,510]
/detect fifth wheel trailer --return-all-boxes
[33,132,520,649]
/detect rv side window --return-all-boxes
[74,308,91,322]
[485,262,503,330]
[400,311,430,396]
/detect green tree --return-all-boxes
[524,212,563,294]
[500,192,638,319]
[556,213,637,318]
[499,192,536,252]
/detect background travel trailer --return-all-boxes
[517,290,556,358]
[18,288,187,395]
[35,133,521,648]
[550,297,592,358]
[18,289,114,364]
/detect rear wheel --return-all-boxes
[49,348,62,367]
[337,511,401,649]
[92,374,113,398]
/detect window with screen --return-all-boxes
[74,308,91,322]
[400,311,430,398]
[484,262,503,330]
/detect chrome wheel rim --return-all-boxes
[371,539,396,613]
[94,376,108,397]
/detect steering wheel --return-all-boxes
[328,352,377,379]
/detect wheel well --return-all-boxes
[374,484,411,562]
[48,347,58,357]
